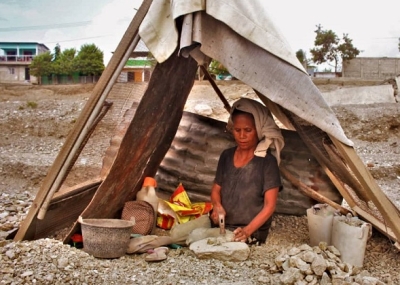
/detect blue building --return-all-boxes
[0,42,49,83]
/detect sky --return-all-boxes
[0,0,399,70]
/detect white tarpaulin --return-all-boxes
[139,0,354,146]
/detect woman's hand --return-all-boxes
[210,204,226,225]
[233,227,251,242]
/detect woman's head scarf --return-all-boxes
[227,98,284,165]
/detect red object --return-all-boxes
[143,177,157,187]
[71,233,83,243]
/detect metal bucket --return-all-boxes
[79,217,135,259]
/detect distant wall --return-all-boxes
[343,57,400,79]
[0,66,26,82]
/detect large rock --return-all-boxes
[189,237,250,261]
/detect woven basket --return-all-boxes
[121,200,155,235]
[79,217,135,259]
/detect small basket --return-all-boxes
[78,217,135,259]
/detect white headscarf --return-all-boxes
[227,98,284,165]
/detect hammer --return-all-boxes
[219,213,226,235]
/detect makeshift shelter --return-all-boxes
[14,0,400,248]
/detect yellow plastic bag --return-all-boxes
[156,183,212,229]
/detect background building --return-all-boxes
[343,57,400,79]
[0,42,49,83]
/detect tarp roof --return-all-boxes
[139,0,353,147]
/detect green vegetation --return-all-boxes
[296,49,312,69]
[30,43,105,81]
[26,101,38,108]
[310,24,360,73]
[208,60,229,77]
[73,44,104,76]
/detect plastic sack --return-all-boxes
[331,215,371,267]
[156,183,212,229]
[306,204,336,246]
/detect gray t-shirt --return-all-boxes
[214,147,282,231]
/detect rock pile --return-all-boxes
[0,191,33,240]
[271,242,389,285]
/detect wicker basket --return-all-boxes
[78,217,135,259]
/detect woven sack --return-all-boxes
[121,200,155,235]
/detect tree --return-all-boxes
[296,49,308,69]
[74,43,105,76]
[208,60,229,77]
[52,48,77,75]
[398,37,400,52]
[310,24,360,73]
[53,43,61,61]
[29,51,53,83]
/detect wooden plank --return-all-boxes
[330,136,400,243]
[35,184,99,239]
[52,178,102,202]
[14,0,153,241]
[64,49,199,242]
[280,166,351,215]
[319,165,357,209]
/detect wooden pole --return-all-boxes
[199,65,231,113]
[280,166,352,215]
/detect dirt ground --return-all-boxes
[0,79,400,283]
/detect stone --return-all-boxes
[275,251,289,268]
[189,238,250,261]
[327,245,341,256]
[361,276,385,285]
[299,250,316,263]
[288,246,301,256]
[289,256,310,273]
[320,272,332,285]
[279,268,304,284]
[311,255,327,276]
[194,104,213,116]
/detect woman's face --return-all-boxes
[232,113,259,151]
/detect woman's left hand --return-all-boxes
[233,227,250,242]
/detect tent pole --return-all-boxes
[199,65,231,113]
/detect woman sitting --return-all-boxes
[210,98,284,243]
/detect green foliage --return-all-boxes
[29,43,104,80]
[53,43,61,61]
[52,48,77,75]
[74,44,105,75]
[296,49,310,68]
[310,24,360,72]
[26,101,38,108]
[29,51,53,77]
[208,60,229,76]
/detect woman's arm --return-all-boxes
[234,186,279,242]
[210,183,225,224]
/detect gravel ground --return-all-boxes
[0,81,399,284]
